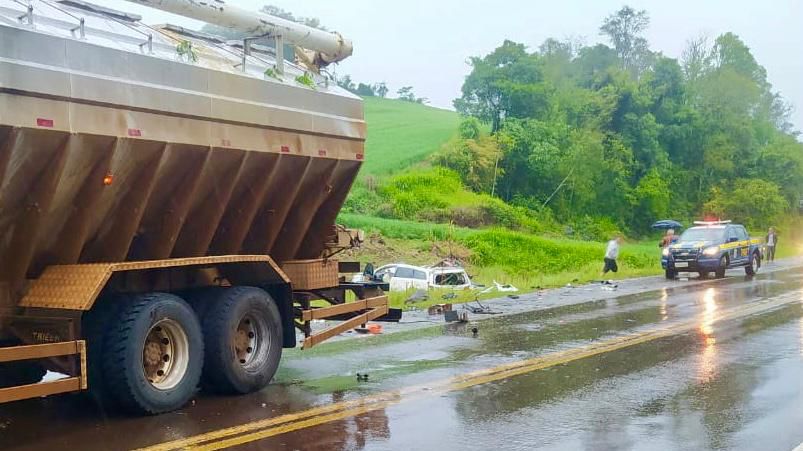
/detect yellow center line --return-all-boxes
[138,293,802,451]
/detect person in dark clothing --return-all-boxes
[765,227,778,262]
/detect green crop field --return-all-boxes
[360,97,461,177]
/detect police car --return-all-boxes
[662,221,763,279]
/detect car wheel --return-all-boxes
[745,252,760,276]
[665,268,676,280]
[715,256,728,279]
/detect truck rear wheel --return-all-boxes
[198,287,283,394]
[101,293,203,414]
[745,252,760,276]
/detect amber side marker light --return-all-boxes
[103,174,114,186]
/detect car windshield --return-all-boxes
[680,227,726,242]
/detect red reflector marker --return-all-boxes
[220,139,232,147]
[127,128,142,137]
[318,149,327,156]
[280,146,290,153]
[356,153,364,160]
[36,118,54,128]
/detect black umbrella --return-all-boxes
[651,220,683,230]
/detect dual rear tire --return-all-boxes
[190,287,283,395]
[84,287,282,414]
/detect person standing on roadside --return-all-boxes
[765,227,778,262]
[659,229,675,248]
[602,236,622,275]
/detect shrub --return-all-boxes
[570,216,624,241]
[704,179,787,230]
[341,183,384,215]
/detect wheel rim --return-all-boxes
[234,313,272,370]
[752,255,759,272]
[142,319,190,390]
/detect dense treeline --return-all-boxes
[439,6,801,234]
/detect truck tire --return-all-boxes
[198,286,283,394]
[83,297,125,404]
[715,255,728,279]
[745,252,760,276]
[102,293,203,415]
[665,268,676,280]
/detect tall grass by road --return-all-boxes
[340,213,662,308]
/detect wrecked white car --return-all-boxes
[359,264,473,292]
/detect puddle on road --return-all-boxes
[276,302,668,396]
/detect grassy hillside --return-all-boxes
[361,97,461,176]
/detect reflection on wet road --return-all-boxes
[3,269,803,450]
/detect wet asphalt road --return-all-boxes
[2,263,803,451]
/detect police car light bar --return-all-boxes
[694,220,732,226]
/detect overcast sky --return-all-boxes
[104,0,803,133]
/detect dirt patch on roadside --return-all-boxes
[343,232,473,268]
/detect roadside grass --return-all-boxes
[339,213,663,311]
[776,241,803,259]
[361,97,461,177]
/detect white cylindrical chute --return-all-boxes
[123,0,352,65]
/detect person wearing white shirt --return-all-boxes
[602,236,622,275]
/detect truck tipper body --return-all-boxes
[0,0,390,414]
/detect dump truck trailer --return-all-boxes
[0,0,390,414]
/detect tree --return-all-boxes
[337,74,356,93]
[458,117,482,140]
[571,44,620,88]
[446,6,803,236]
[375,82,389,98]
[355,83,375,96]
[704,180,787,229]
[681,34,711,82]
[599,6,653,76]
[710,32,767,86]
[434,122,501,193]
[454,40,551,132]
[397,86,416,102]
[631,168,670,230]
